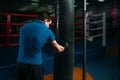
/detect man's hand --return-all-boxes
[52,40,65,53]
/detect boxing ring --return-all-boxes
[0,11,106,80]
[88,12,106,46]
[0,12,106,47]
[0,12,38,46]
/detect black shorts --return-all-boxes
[16,62,44,80]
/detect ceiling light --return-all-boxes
[98,0,104,2]
[31,0,39,2]
[86,2,89,5]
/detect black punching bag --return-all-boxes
[54,0,74,80]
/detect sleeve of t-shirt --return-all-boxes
[49,29,55,42]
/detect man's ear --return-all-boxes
[44,19,48,22]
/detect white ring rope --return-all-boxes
[90,27,103,31]
[90,13,103,17]
[88,34,103,38]
[90,20,103,24]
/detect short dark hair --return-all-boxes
[39,12,52,21]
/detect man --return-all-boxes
[16,12,64,80]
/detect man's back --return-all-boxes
[17,20,55,64]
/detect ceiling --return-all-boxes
[0,0,119,14]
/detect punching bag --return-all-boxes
[54,0,74,80]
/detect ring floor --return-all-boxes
[0,38,120,80]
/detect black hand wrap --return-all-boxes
[64,42,69,51]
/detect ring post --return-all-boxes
[83,0,87,80]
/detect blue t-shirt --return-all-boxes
[17,20,55,64]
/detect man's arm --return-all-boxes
[52,40,64,53]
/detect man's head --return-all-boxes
[39,12,52,28]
